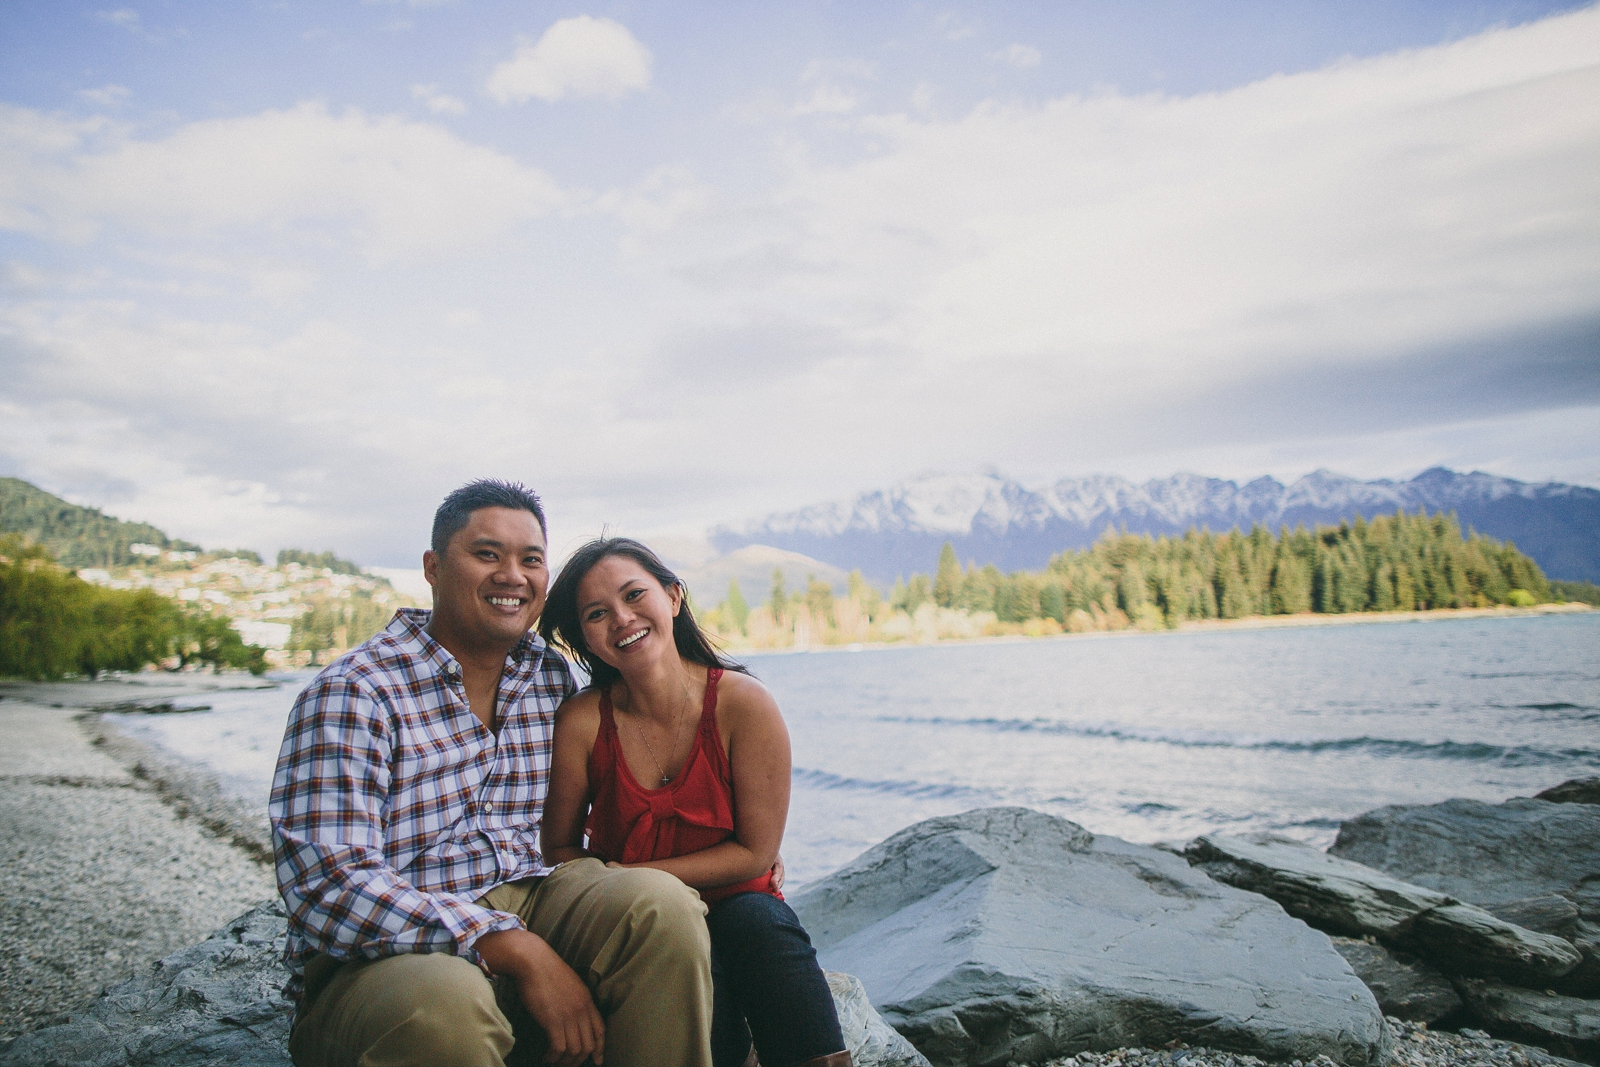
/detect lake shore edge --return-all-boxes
[1,657,1592,1065]
[0,677,277,1043]
[725,600,1594,658]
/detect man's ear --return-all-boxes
[423,550,439,589]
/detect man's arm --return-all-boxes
[269,672,522,963]
[272,668,608,1066]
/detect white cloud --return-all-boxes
[935,13,975,41]
[486,16,652,104]
[992,44,1041,68]
[792,58,875,116]
[4,7,1599,559]
[411,82,466,115]
[96,8,141,30]
[78,85,132,108]
[0,101,566,260]
[601,6,1600,492]
[793,85,858,116]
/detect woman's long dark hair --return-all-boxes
[540,537,748,691]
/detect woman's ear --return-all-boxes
[670,581,684,616]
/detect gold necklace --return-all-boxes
[627,675,695,787]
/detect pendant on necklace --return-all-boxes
[660,775,672,786]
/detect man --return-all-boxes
[270,480,714,1067]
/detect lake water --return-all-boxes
[107,611,1600,888]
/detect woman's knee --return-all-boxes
[707,894,813,962]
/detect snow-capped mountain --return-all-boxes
[711,468,1600,584]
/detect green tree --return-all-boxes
[769,568,788,625]
[724,579,749,634]
[0,535,265,679]
[804,575,835,626]
[0,478,193,567]
[933,542,961,608]
[905,574,931,612]
[848,570,883,620]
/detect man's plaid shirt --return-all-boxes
[269,608,576,1000]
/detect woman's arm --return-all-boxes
[540,694,600,867]
[617,677,791,891]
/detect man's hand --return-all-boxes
[476,929,605,1066]
[770,853,784,892]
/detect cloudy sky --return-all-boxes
[2,1,1597,567]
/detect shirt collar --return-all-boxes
[390,607,549,674]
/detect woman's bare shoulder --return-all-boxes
[714,670,782,727]
[555,688,604,730]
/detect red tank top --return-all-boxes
[585,668,780,903]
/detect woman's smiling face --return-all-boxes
[576,553,682,674]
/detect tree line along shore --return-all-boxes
[694,510,1598,650]
[3,497,1598,680]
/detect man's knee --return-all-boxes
[292,952,512,1067]
[612,867,712,954]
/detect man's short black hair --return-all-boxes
[431,480,547,556]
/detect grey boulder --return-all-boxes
[1329,795,1600,908]
[1185,834,1580,986]
[1536,778,1600,806]
[1454,979,1600,1064]
[0,901,293,1067]
[1329,937,1463,1024]
[1329,793,1600,994]
[791,807,1386,1067]
[829,972,933,1067]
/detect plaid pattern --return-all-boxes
[269,607,576,1000]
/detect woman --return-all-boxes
[539,538,850,1067]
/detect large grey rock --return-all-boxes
[1454,979,1600,1064]
[1490,895,1584,937]
[0,904,917,1067]
[829,972,933,1067]
[1329,937,1463,1024]
[1329,796,1600,909]
[1536,779,1600,806]
[791,807,1386,1067]
[1185,834,1581,985]
[0,902,293,1067]
[1330,793,1600,995]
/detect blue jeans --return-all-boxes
[708,892,845,1067]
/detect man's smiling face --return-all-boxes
[422,506,548,657]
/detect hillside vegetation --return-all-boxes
[0,478,203,567]
[700,510,1566,649]
[0,535,266,679]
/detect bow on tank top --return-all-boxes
[585,668,780,904]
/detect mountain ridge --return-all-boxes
[711,468,1600,584]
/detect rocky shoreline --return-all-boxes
[0,676,1594,1067]
[0,677,276,1046]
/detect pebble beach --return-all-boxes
[1041,1020,1585,1067]
[0,676,276,1043]
[0,673,1587,1067]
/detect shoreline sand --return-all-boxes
[0,675,276,1043]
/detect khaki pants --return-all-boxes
[288,859,713,1067]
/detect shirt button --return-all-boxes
[483,802,494,815]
